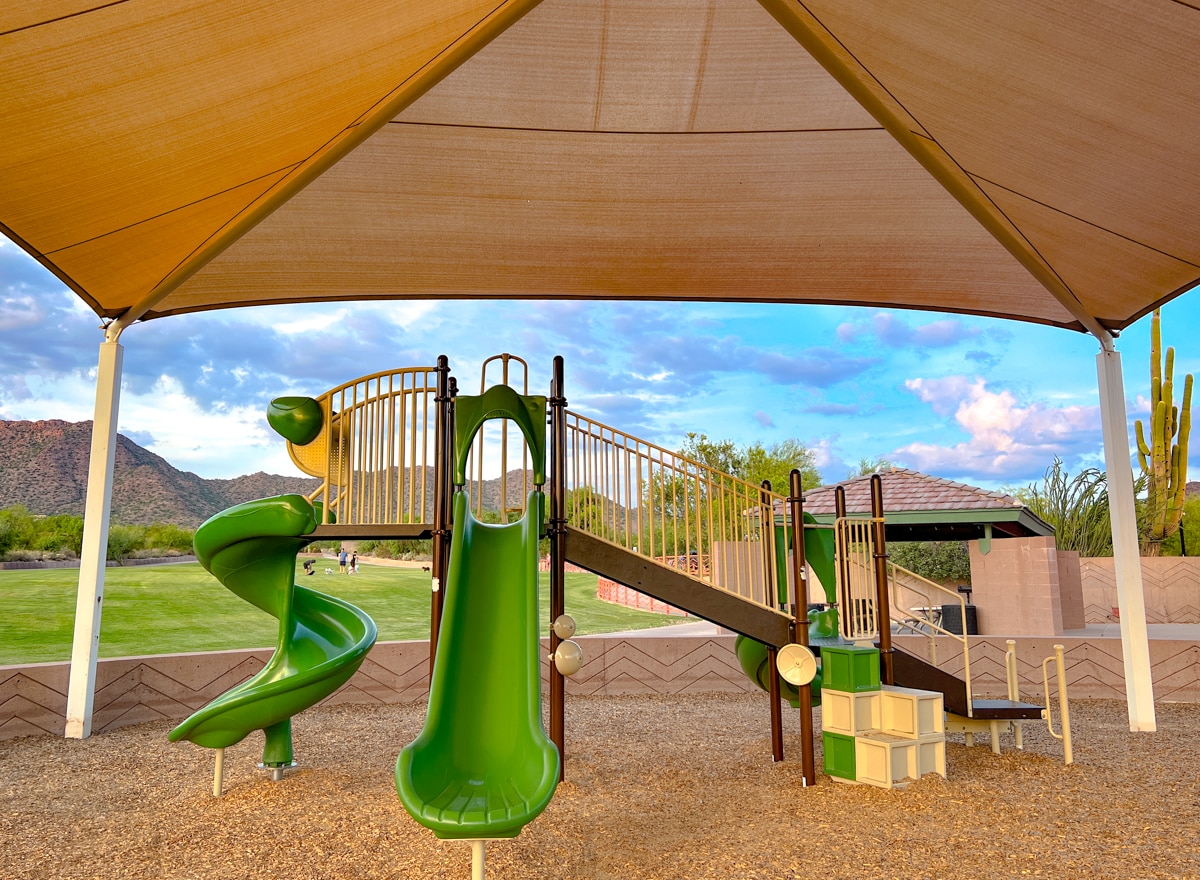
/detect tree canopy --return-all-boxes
[680,433,822,493]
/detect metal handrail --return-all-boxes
[1041,644,1074,764]
[562,410,789,614]
[885,561,974,715]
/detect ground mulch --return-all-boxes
[2,695,1198,879]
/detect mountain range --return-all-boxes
[0,419,541,527]
[0,420,321,527]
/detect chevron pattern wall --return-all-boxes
[4,632,1197,741]
[1080,557,1200,623]
[0,635,757,741]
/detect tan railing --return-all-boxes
[563,411,789,613]
[887,561,974,713]
[1039,642,1073,764]
[288,367,440,525]
[834,516,883,641]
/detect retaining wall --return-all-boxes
[0,634,754,740]
[4,631,1198,742]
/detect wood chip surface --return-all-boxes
[2,695,1198,879]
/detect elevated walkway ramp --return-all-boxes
[565,527,792,648]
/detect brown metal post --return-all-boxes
[428,356,450,674]
[834,485,848,621]
[767,645,784,762]
[761,480,784,762]
[548,356,567,780]
[871,473,894,685]
[788,468,816,784]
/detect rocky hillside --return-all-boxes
[0,419,545,527]
[0,420,319,527]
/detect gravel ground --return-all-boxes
[2,695,1198,879]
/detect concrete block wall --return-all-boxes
[968,537,1081,636]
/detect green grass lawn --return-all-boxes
[0,559,679,665]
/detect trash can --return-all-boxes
[941,603,978,635]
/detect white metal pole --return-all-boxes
[64,334,124,739]
[1095,347,1157,732]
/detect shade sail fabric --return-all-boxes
[2,0,1198,333]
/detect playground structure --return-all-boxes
[171,352,1074,872]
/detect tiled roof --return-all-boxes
[798,468,1022,516]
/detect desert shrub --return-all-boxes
[142,523,194,553]
[106,524,146,563]
[32,514,84,557]
[0,506,38,556]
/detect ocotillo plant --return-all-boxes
[1134,309,1193,556]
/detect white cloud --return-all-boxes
[120,377,293,476]
[893,376,1101,480]
[835,311,981,349]
[0,294,43,330]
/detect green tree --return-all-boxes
[679,433,745,476]
[566,486,619,540]
[681,433,822,492]
[743,439,822,493]
[848,457,893,479]
[1135,308,1193,556]
[888,540,971,584]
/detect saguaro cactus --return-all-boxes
[1134,309,1193,556]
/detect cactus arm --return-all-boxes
[1135,420,1151,472]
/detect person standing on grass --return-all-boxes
[350,551,358,575]
[338,547,348,574]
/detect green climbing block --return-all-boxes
[821,645,880,693]
[822,731,856,780]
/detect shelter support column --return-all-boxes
[65,334,124,739]
[1096,347,1156,732]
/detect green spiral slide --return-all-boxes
[169,494,377,766]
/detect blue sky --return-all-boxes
[2,235,1197,492]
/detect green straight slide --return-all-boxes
[169,495,377,766]
[396,490,560,839]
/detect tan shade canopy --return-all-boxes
[3,0,1198,335]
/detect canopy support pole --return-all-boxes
[1096,344,1157,732]
[65,328,124,739]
